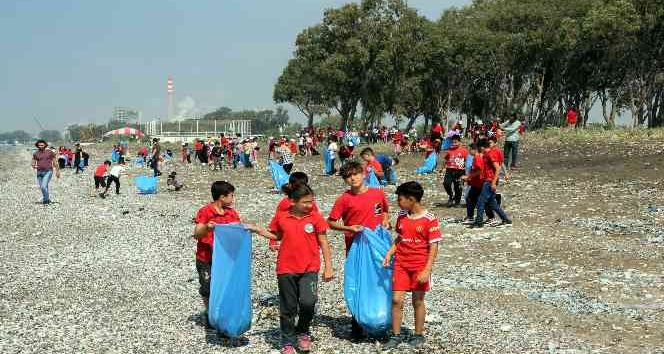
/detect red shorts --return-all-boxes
[392,264,430,292]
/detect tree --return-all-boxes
[274,56,329,129]
[0,130,32,144]
[38,130,62,143]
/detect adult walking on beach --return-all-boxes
[32,140,60,204]
[150,138,162,177]
[502,113,521,170]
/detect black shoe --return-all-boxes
[350,319,366,341]
[382,334,402,350]
[42,200,51,205]
[446,199,454,208]
[498,219,513,227]
[467,223,483,229]
[99,193,106,199]
[408,334,426,347]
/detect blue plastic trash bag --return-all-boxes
[269,160,289,191]
[365,169,381,188]
[134,176,157,194]
[416,152,437,174]
[352,136,360,147]
[208,224,253,338]
[324,148,334,175]
[78,159,85,169]
[388,169,398,185]
[442,137,452,151]
[133,157,144,167]
[344,226,393,336]
[111,150,119,163]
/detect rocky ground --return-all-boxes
[1,130,663,353]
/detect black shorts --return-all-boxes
[94,176,106,189]
[196,261,212,299]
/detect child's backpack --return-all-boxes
[344,226,393,337]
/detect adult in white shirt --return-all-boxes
[501,113,522,170]
[327,137,339,174]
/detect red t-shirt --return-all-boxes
[328,188,389,241]
[482,146,503,182]
[567,110,577,124]
[395,210,442,269]
[270,210,329,274]
[393,132,403,144]
[94,164,107,177]
[268,197,320,247]
[444,146,468,170]
[468,153,485,188]
[365,158,384,177]
[432,124,443,134]
[194,204,241,262]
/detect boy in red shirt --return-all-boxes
[382,181,441,349]
[94,160,111,192]
[248,184,333,354]
[359,147,384,180]
[470,138,511,228]
[461,143,495,224]
[328,161,390,339]
[442,135,468,207]
[192,181,242,327]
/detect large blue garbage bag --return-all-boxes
[324,148,334,175]
[111,150,119,163]
[133,157,144,167]
[209,224,252,338]
[442,137,452,151]
[344,226,393,336]
[365,169,381,188]
[135,176,157,194]
[416,152,437,174]
[269,160,289,191]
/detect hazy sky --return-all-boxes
[0,0,470,134]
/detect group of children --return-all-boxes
[440,134,513,228]
[193,161,441,353]
[93,159,124,198]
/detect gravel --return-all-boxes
[1,143,663,354]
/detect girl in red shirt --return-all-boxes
[248,184,333,354]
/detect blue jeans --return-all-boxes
[474,181,509,225]
[36,170,53,202]
[504,140,519,168]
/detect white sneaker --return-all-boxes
[487,218,501,227]
[461,218,474,225]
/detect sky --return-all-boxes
[0,0,470,134]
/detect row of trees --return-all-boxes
[0,130,62,144]
[202,106,294,134]
[274,0,663,130]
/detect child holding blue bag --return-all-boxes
[192,181,241,328]
[248,183,334,354]
[382,181,442,349]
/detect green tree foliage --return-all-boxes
[277,0,664,128]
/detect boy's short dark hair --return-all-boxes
[288,171,309,185]
[104,160,112,165]
[360,147,374,156]
[469,143,478,151]
[488,135,498,142]
[396,181,424,202]
[451,134,461,141]
[211,181,235,201]
[35,139,47,147]
[478,138,490,149]
[339,161,364,179]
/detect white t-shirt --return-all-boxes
[110,165,123,177]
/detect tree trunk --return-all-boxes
[405,114,419,131]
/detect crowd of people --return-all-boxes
[30,112,526,353]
